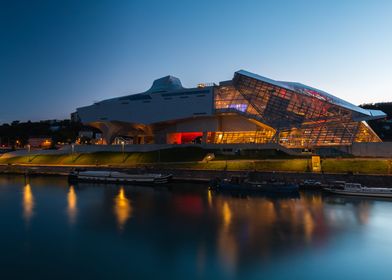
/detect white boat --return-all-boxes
[324,182,392,198]
[299,179,323,190]
[68,170,172,185]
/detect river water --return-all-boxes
[0,175,392,279]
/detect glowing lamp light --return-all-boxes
[114,187,132,231]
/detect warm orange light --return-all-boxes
[114,187,132,231]
[222,202,232,229]
[207,189,213,208]
[210,130,275,144]
[67,186,77,224]
[23,183,34,223]
[218,200,237,272]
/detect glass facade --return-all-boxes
[207,130,275,144]
[213,72,382,148]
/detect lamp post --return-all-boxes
[121,141,125,163]
[71,143,75,162]
[27,144,31,162]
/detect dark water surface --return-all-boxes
[1,175,392,279]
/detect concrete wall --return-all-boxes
[340,142,392,157]
[2,166,390,188]
[353,142,392,157]
[219,115,260,131]
[77,87,214,125]
[11,141,392,159]
[156,117,219,134]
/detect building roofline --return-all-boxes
[235,69,386,120]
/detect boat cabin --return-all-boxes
[329,181,346,189]
[345,183,363,190]
[228,176,248,184]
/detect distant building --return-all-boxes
[78,130,94,139]
[28,137,52,149]
[70,112,80,123]
[50,125,61,132]
[76,130,104,145]
[76,70,386,148]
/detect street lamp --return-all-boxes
[71,143,75,162]
[27,144,31,162]
[121,141,125,162]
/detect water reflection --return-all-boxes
[207,189,213,208]
[114,187,132,231]
[323,195,372,226]
[222,202,232,229]
[218,201,237,273]
[67,186,78,225]
[207,191,374,272]
[4,176,387,279]
[22,183,34,224]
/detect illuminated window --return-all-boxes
[212,74,381,148]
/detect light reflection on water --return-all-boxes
[114,187,132,231]
[67,185,77,225]
[1,176,392,279]
[22,183,34,224]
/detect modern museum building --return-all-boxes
[76,70,386,149]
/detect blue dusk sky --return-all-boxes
[0,0,391,123]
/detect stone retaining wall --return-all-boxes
[1,165,390,187]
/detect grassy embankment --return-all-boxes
[0,147,391,174]
[0,147,207,166]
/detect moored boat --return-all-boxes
[324,182,392,198]
[299,179,323,190]
[210,176,299,195]
[68,170,172,185]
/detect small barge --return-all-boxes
[210,176,299,195]
[68,170,172,185]
[324,182,392,198]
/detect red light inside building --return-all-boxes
[180,132,203,143]
[167,132,203,144]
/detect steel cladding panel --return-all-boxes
[77,88,214,124]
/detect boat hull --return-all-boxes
[324,188,392,198]
[213,182,299,195]
[68,172,172,185]
[299,183,324,190]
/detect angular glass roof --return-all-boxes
[235,70,386,120]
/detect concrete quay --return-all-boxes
[1,164,391,187]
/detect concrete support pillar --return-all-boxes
[87,122,123,145]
